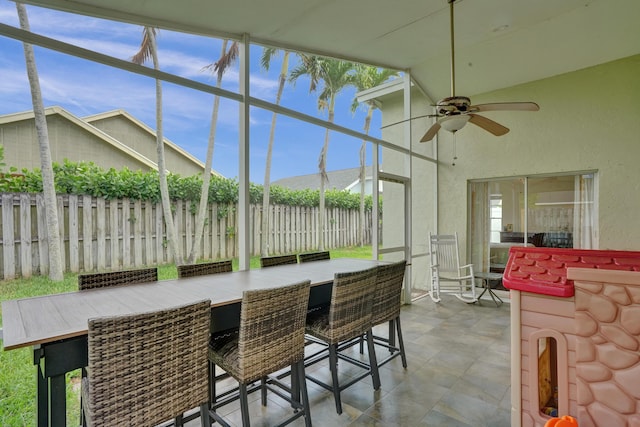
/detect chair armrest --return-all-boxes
[459,264,475,279]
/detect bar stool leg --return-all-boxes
[365,330,381,390]
[328,345,342,414]
[395,317,408,368]
[239,383,250,426]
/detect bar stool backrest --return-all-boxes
[327,267,377,343]
[83,300,211,427]
[177,260,232,278]
[298,251,330,263]
[237,281,311,382]
[260,254,298,268]
[372,260,407,325]
[78,267,158,291]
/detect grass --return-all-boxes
[0,246,372,426]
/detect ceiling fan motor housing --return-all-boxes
[436,96,471,115]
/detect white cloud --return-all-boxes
[0,66,26,94]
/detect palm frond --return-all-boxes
[260,47,279,71]
[131,27,157,65]
[317,97,329,112]
[288,54,323,93]
[213,41,239,79]
[349,65,400,113]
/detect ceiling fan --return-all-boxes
[419,0,539,142]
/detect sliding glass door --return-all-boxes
[469,172,597,274]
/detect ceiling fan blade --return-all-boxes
[468,114,509,136]
[380,113,434,130]
[472,102,540,112]
[420,122,441,142]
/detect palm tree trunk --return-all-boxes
[318,102,335,251]
[261,52,290,257]
[147,27,182,264]
[359,106,373,246]
[359,142,366,246]
[187,40,229,264]
[16,3,63,281]
[318,135,328,251]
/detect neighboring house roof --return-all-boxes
[272,167,375,192]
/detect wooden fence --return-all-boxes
[0,193,374,280]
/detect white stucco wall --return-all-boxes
[382,54,640,291]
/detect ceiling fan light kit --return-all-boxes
[440,114,470,132]
[417,0,539,143]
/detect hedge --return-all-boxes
[0,160,377,210]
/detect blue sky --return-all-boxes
[0,1,392,183]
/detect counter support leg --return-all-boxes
[36,361,48,427]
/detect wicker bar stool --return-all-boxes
[361,260,408,370]
[177,260,233,278]
[259,254,298,268]
[298,251,330,263]
[209,281,312,427]
[77,266,160,421]
[78,267,158,290]
[81,300,211,427]
[176,259,234,421]
[304,266,380,415]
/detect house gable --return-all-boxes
[84,110,220,177]
[0,106,156,172]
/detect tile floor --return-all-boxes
[189,291,512,427]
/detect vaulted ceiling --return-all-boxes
[20,0,640,102]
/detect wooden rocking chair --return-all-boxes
[428,232,477,303]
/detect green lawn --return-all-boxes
[0,247,372,426]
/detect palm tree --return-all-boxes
[131,27,183,264]
[258,47,291,257]
[350,65,398,246]
[16,3,63,281]
[186,40,238,264]
[289,56,355,251]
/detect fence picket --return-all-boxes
[155,202,165,264]
[19,194,31,278]
[110,200,119,269]
[57,195,65,271]
[82,195,92,272]
[122,198,131,268]
[144,201,153,265]
[96,198,106,270]
[68,195,79,272]
[36,194,49,276]
[2,194,15,279]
